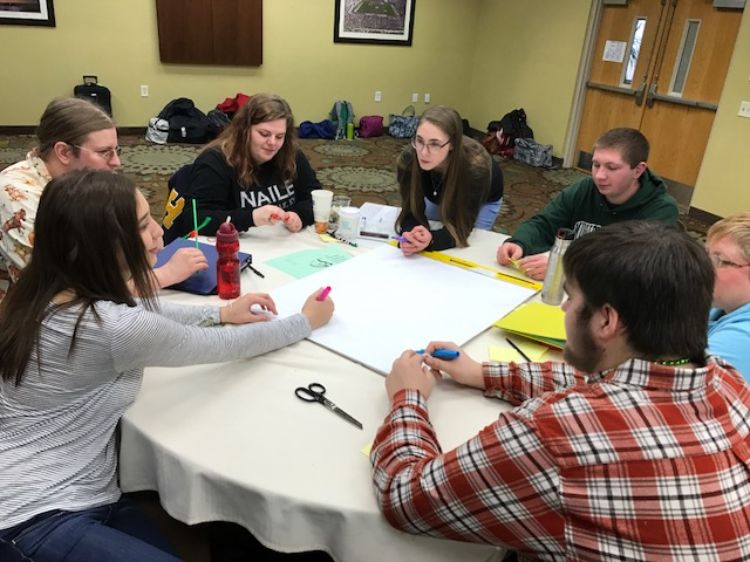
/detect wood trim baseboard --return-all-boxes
[0,126,36,134]
[688,206,722,226]
[0,126,147,136]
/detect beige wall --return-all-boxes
[0,0,482,127]
[467,0,591,155]
[4,0,746,217]
[692,8,750,217]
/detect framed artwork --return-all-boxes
[334,0,415,46]
[0,0,55,27]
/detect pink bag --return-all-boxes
[358,115,384,138]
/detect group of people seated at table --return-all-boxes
[0,94,749,561]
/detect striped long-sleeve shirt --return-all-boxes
[0,300,310,530]
[371,358,750,561]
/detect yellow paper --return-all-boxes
[489,340,549,363]
[319,233,336,243]
[489,346,522,362]
[361,442,372,457]
[494,302,566,341]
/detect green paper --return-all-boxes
[266,245,353,278]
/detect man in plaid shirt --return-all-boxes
[371,221,750,561]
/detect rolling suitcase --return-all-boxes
[74,75,112,116]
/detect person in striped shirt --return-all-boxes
[372,220,750,561]
[0,169,333,562]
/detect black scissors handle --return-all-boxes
[295,382,326,402]
[294,382,363,430]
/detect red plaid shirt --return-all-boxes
[371,357,750,561]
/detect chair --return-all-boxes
[162,164,193,244]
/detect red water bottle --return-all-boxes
[216,222,241,299]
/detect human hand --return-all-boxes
[497,242,523,266]
[220,292,278,324]
[421,341,484,389]
[282,211,302,232]
[301,287,334,329]
[518,253,548,280]
[400,225,432,256]
[155,247,209,288]
[253,205,288,226]
[386,349,436,401]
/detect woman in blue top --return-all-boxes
[706,211,750,379]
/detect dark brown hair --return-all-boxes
[563,221,713,363]
[396,106,489,246]
[206,93,298,187]
[593,127,649,168]
[0,170,157,385]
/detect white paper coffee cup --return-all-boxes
[311,189,334,222]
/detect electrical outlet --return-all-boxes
[424,93,431,103]
[411,92,419,103]
[738,100,750,118]
[140,84,149,97]
[374,90,382,102]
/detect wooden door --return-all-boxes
[575,0,742,193]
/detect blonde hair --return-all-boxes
[707,211,750,261]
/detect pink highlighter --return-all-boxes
[317,286,332,301]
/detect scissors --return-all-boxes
[294,383,363,430]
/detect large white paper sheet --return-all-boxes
[272,245,535,374]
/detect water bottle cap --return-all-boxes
[216,221,238,244]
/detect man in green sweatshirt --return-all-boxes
[497,128,678,279]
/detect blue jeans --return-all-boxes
[0,497,180,562]
[423,197,503,230]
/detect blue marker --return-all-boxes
[416,348,460,360]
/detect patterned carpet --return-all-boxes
[0,134,710,239]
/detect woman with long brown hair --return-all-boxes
[396,106,504,256]
[163,93,321,241]
[0,170,332,561]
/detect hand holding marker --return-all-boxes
[416,348,460,360]
[317,286,332,301]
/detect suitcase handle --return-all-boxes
[82,75,98,85]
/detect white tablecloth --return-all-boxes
[120,227,538,562]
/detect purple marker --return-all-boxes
[392,235,406,243]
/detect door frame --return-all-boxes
[563,0,602,168]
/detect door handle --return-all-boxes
[634,80,647,106]
[646,83,657,108]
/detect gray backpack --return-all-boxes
[145,117,169,144]
[514,138,552,168]
[329,100,354,140]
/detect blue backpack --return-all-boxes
[298,119,335,139]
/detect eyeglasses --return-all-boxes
[411,137,450,154]
[708,253,750,269]
[72,144,122,161]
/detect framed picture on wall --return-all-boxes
[334,0,415,46]
[0,0,55,27]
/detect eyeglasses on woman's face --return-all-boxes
[708,252,750,269]
[72,144,123,161]
[411,136,450,154]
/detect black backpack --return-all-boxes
[487,108,534,141]
[157,98,213,144]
